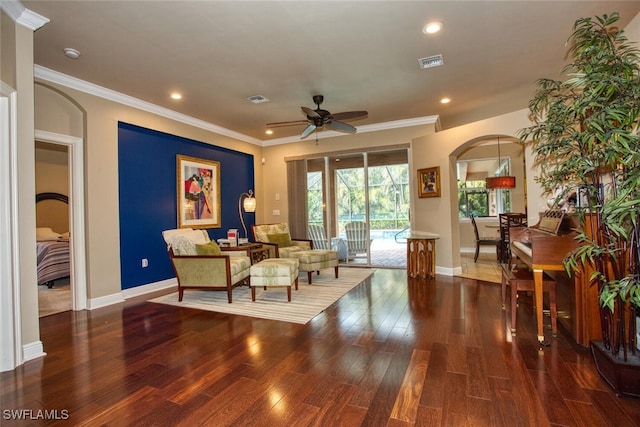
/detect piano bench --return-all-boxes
[500,263,557,336]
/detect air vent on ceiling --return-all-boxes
[418,54,444,69]
[246,95,270,104]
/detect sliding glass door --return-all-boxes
[306,148,409,268]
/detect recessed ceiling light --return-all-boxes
[265,129,273,135]
[63,48,80,59]
[170,93,182,100]
[423,21,443,34]
[440,97,451,104]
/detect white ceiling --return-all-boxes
[23,1,640,144]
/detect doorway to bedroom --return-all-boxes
[35,141,71,317]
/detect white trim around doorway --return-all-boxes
[0,84,22,371]
[35,130,87,311]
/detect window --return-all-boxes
[457,159,512,218]
[307,171,324,227]
[458,180,490,217]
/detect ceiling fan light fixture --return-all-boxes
[267,95,367,140]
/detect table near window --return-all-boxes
[406,232,440,279]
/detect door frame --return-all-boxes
[35,130,87,311]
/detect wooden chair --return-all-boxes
[470,215,501,262]
[308,224,329,250]
[345,221,372,257]
[498,213,527,263]
[500,260,557,336]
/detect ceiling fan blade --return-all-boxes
[325,120,356,134]
[300,124,317,139]
[266,120,309,128]
[301,106,321,119]
[331,110,368,121]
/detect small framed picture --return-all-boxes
[177,155,221,228]
[417,166,441,198]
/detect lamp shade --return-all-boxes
[486,176,516,189]
[243,196,256,212]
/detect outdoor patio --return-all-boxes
[339,232,407,268]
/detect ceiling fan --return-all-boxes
[267,95,368,139]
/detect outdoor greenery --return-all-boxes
[308,165,410,231]
[519,12,640,358]
[458,180,490,217]
[457,180,512,218]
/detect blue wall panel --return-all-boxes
[118,122,255,290]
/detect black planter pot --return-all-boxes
[590,340,640,398]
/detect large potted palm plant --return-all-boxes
[519,12,640,397]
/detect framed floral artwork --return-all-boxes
[417,166,441,198]
[177,155,221,228]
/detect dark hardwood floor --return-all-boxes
[2,269,639,426]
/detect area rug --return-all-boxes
[149,267,375,324]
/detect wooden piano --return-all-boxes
[509,211,601,346]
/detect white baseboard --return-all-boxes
[87,292,125,310]
[437,265,462,276]
[23,340,46,363]
[86,278,177,310]
[121,278,177,299]
[461,246,497,255]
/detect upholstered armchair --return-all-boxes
[252,223,339,284]
[162,228,251,302]
[251,223,313,257]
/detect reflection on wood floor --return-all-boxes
[4,269,638,425]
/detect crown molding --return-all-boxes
[35,65,440,148]
[1,1,49,30]
[34,65,263,146]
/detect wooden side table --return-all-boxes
[406,233,439,279]
[221,243,270,264]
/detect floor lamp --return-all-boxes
[238,189,256,243]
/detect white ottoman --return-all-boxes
[290,249,339,284]
[250,258,299,302]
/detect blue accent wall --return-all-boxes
[118,122,255,290]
